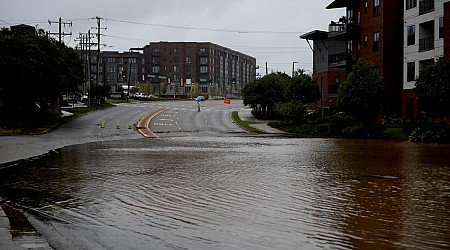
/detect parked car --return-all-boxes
[81,95,89,103]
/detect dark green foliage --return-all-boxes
[242,72,290,118]
[415,59,450,116]
[342,123,366,138]
[288,69,320,104]
[0,27,83,117]
[337,59,386,126]
[274,101,304,121]
[242,70,319,119]
[317,114,357,136]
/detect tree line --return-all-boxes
[0,27,83,118]
[243,59,450,141]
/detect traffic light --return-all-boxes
[209,80,212,86]
[232,78,236,85]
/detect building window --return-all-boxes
[152,48,160,54]
[364,35,368,47]
[407,62,415,82]
[186,48,191,55]
[373,0,380,16]
[174,48,179,54]
[407,25,415,45]
[107,58,115,63]
[406,0,417,10]
[373,66,379,76]
[186,56,191,64]
[200,57,208,64]
[152,66,159,74]
[173,65,179,73]
[439,17,444,39]
[364,0,368,13]
[200,66,208,74]
[373,32,380,51]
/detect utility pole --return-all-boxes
[48,17,72,43]
[91,16,106,88]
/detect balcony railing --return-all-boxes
[419,36,434,52]
[419,0,434,15]
[329,22,346,33]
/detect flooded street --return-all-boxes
[0,137,449,249]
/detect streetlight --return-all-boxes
[292,61,299,77]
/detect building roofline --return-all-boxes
[300,30,329,40]
[326,0,348,9]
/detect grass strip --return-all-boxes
[231,111,263,133]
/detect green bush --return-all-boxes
[316,123,330,134]
[343,123,365,138]
[409,127,450,143]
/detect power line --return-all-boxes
[106,18,305,35]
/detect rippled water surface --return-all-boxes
[1,137,450,249]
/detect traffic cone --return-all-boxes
[116,122,120,129]
[128,123,132,129]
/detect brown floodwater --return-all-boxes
[0,137,449,249]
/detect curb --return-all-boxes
[137,108,168,138]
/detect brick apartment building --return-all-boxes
[300,23,348,113]
[326,0,404,117]
[99,51,146,93]
[143,42,257,98]
[403,0,450,120]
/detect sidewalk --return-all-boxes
[238,107,287,134]
[0,196,53,250]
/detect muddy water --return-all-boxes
[1,137,449,249]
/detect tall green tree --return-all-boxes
[242,72,290,118]
[0,27,83,116]
[337,59,386,125]
[289,69,320,104]
[140,82,153,96]
[415,59,450,116]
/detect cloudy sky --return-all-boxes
[1,0,343,76]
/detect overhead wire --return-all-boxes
[106,18,306,35]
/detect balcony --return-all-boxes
[419,36,434,52]
[419,0,434,15]
[329,22,346,33]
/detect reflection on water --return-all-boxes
[1,138,450,249]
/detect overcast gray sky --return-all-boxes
[1,0,343,76]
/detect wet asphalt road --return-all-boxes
[0,100,246,166]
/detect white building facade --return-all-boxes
[403,0,449,119]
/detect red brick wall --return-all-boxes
[313,71,347,109]
[351,0,404,116]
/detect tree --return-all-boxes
[161,82,168,96]
[0,27,83,116]
[415,59,450,117]
[190,83,201,98]
[242,72,290,118]
[289,69,320,104]
[140,82,153,96]
[337,59,386,125]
